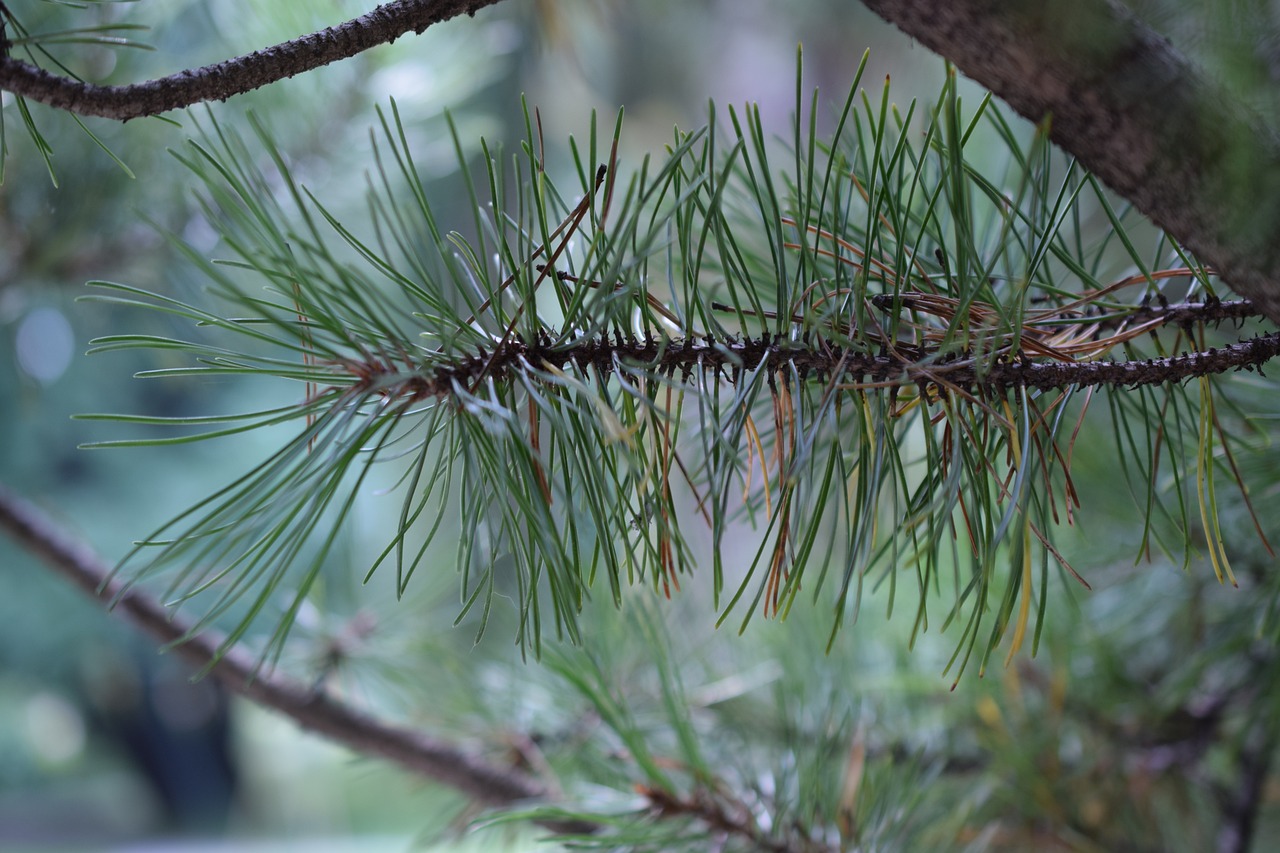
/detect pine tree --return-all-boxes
[2,2,1279,850]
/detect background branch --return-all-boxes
[860,0,1280,326]
[0,0,507,120]
[0,481,592,834]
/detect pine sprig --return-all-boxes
[81,59,1277,672]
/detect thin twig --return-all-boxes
[0,0,508,120]
[0,481,593,835]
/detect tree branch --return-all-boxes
[0,481,593,834]
[859,0,1280,327]
[0,0,508,121]
[363,326,1280,407]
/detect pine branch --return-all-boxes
[80,82,1280,670]
[860,0,1280,327]
[386,326,1280,403]
[0,480,594,835]
[0,0,507,120]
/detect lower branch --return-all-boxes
[0,481,591,834]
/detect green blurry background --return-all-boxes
[3,1,1280,850]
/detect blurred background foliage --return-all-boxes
[2,1,1280,850]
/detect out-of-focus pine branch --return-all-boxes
[0,481,591,831]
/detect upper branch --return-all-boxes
[0,0,507,120]
[860,0,1280,327]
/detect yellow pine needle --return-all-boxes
[1002,399,1034,667]
[1197,377,1238,586]
[836,731,867,837]
[890,387,922,419]
[527,400,551,506]
[772,376,793,484]
[743,413,771,515]
[860,391,878,546]
[1005,520,1034,667]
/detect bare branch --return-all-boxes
[0,481,592,833]
[859,0,1280,326]
[0,0,508,121]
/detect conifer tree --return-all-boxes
[2,2,1279,849]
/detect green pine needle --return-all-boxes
[84,61,1275,672]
